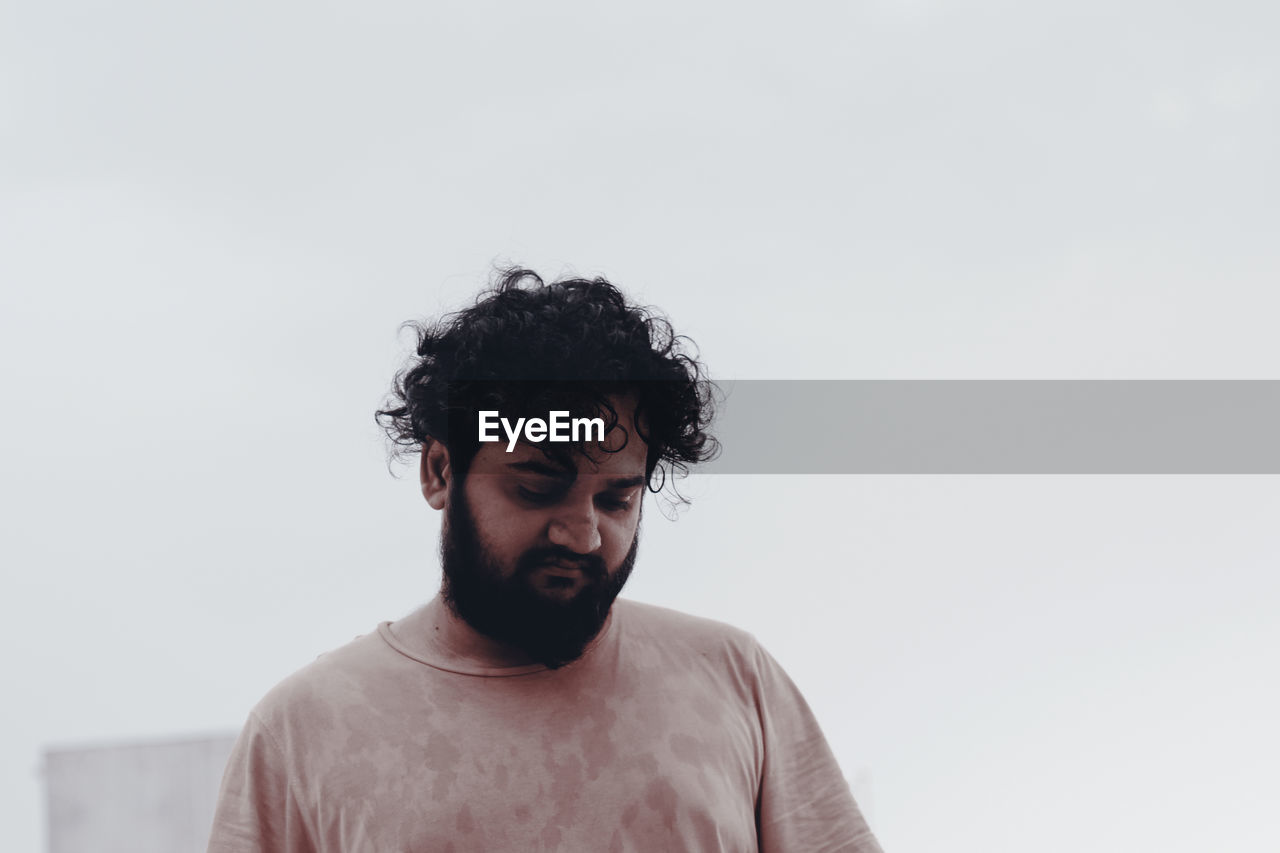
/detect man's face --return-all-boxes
[439,402,648,668]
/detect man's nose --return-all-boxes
[547,501,602,554]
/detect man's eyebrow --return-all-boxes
[506,460,574,479]
[506,461,645,490]
[606,475,646,490]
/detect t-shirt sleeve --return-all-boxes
[206,710,315,853]
[751,641,884,853]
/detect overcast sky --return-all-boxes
[2,1,1278,851]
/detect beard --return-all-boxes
[439,483,638,669]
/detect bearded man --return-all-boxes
[207,268,883,852]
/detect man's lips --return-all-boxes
[531,562,592,593]
[537,561,588,575]
[522,552,605,582]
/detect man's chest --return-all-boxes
[296,672,763,852]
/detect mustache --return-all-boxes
[515,547,607,580]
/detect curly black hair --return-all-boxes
[376,268,718,496]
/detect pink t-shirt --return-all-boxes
[208,599,882,852]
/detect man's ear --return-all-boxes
[420,440,451,511]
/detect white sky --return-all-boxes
[2,1,1278,851]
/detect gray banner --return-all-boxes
[701,381,1280,473]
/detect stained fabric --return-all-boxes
[208,599,882,852]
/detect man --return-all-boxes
[208,269,882,852]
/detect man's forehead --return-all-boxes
[472,433,647,480]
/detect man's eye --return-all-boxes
[597,493,636,512]
[516,486,560,504]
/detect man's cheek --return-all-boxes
[606,526,638,561]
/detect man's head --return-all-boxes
[376,269,717,667]
[420,394,647,668]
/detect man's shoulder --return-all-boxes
[613,598,764,662]
[247,629,393,733]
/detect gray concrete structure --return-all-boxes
[44,733,237,853]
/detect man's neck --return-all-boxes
[414,594,541,669]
